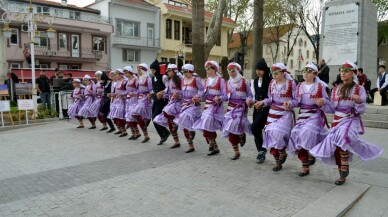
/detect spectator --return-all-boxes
[332,67,343,87]
[357,68,367,87]
[318,59,330,84]
[64,73,73,82]
[36,70,51,111]
[370,65,388,105]
[49,68,59,86]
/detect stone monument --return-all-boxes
[320,0,378,86]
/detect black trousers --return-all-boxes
[370,87,388,105]
[251,107,270,152]
[100,98,115,130]
[152,98,170,139]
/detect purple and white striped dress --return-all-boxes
[108,79,127,120]
[288,81,333,154]
[310,84,383,165]
[131,76,153,121]
[192,76,228,132]
[222,77,253,137]
[124,77,138,122]
[67,87,85,119]
[174,76,204,131]
[88,82,104,117]
[262,79,298,150]
[78,83,97,117]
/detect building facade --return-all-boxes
[144,0,235,68]
[228,26,316,80]
[88,0,161,69]
[1,0,113,78]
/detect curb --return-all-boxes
[292,182,370,217]
[0,118,59,132]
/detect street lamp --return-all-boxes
[2,1,56,115]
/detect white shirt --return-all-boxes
[305,83,314,92]
[377,72,388,89]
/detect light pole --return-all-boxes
[2,1,56,115]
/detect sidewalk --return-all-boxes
[0,121,386,217]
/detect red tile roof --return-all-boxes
[228,24,296,48]
[165,4,236,25]
[12,0,100,13]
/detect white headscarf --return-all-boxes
[305,63,328,87]
[137,63,150,79]
[227,62,243,86]
[272,63,293,81]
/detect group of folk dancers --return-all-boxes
[67,59,383,186]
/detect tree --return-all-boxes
[296,0,326,64]
[251,0,264,79]
[371,0,388,22]
[204,0,228,60]
[192,0,206,77]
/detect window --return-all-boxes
[59,33,67,49]
[36,64,49,69]
[37,6,50,14]
[10,29,18,45]
[122,49,140,62]
[304,40,307,47]
[169,58,176,64]
[290,48,294,56]
[55,9,64,17]
[71,65,80,70]
[36,31,48,47]
[266,46,271,55]
[93,37,105,51]
[116,19,140,37]
[174,20,180,40]
[161,57,168,63]
[313,52,316,59]
[166,19,172,39]
[58,64,68,70]
[298,60,301,69]
[70,11,81,20]
[10,63,20,69]
[306,50,310,59]
[290,60,294,69]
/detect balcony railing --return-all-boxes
[113,36,160,48]
[5,2,112,24]
[35,46,103,59]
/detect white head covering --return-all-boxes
[137,63,150,77]
[227,62,242,73]
[73,79,81,83]
[115,68,124,75]
[182,64,194,73]
[342,60,358,83]
[167,64,179,73]
[83,75,91,80]
[272,63,293,81]
[205,60,220,77]
[304,63,328,87]
[123,66,135,73]
[95,71,103,76]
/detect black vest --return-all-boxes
[253,77,271,101]
[379,73,387,88]
[152,75,166,94]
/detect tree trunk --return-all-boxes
[192,0,206,78]
[204,0,227,60]
[251,0,264,79]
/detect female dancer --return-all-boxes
[255,63,297,171]
[108,69,128,137]
[131,63,153,143]
[288,63,332,177]
[310,61,383,185]
[154,64,183,148]
[89,71,108,131]
[123,66,141,140]
[174,64,204,153]
[251,58,272,164]
[222,62,253,160]
[192,61,227,156]
[78,75,97,129]
[67,79,85,128]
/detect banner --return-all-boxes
[15,83,33,95]
[0,101,11,112]
[0,84,8,96]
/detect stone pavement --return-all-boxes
[0,120,387,217]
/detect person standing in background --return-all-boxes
[36,70,51,111]
[318,59,330,84]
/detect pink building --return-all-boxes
[3,0,113,72]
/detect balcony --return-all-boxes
[34,46,103,62]
[112,36,160,49]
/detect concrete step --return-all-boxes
[362,113,388,121]
[292,182,371,217]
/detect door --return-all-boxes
[71,34,79,57]
[147,24,154,47]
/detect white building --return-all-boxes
[88,0,161,69]
[229,26,316,80]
